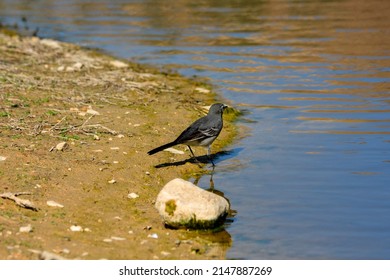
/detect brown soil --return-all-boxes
[0,30,237,260]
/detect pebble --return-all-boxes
[0,156,6,161]
[40,39,62,49]
[128,192,139,199]
[47,200,64,208]
[195,87,210,94]
[86,107,100,115]
[70,225,83,232]
[148,233,158,239]
[55,141,68,151]
[108,179,116,184]
[111,236,126,241]
[110,60,128,68]
[19,224,33,233]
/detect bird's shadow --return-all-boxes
[153,147,243,168]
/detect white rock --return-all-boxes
[70,225,83,232]
[0,156,6,161]
[40,39,62,49]
[47,200,64,208]
[148,233,158,239]
[111,236,126,241]
[110,60,128,68]
[73,62,84,70]
[108,179,116,184]
[19,224,33,233]
[195,87,211,94]
[155,178,229,229]
[128,192,139,199]
[55,142,68,151]
[86,107,100,115]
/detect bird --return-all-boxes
[147,103,228,166]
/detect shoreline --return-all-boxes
[0,29,237,260]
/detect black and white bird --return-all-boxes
[147,103,227,166]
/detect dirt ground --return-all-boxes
[0,29,237,260]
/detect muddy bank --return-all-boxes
[0,30,237,260]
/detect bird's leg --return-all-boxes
[188,146,202,165]
[207,146,215,167]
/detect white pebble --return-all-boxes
[128,192,139,199]
[70,225,83,232]
[148,233,158,239]
[111,236,126,241]
[47,200,64,208]
[108,179,116,184]
[55,142,68,151]
[19,224,33,233]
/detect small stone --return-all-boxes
[0,156,6,161]
[195,87,210,94]
[55,142,68,151]
[40,39,62,49]
[110,147,120,150]
[110,60,128,68]
[117,134,125,138]
[19,224,33,233]
[111,236,126,241]
[61,248,70,254]
[70,225,83,232]
[86,107,100,115]
[72,62,84,70]
[148,233,158,239]
[108,179,116,184]
[161,251,171,256]
[128,192,139,199]
[103,238,112,243]
[47,200,64,208]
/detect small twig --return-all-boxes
[81,114,94,127]
[0,192,39,211]
[49,116,67,132]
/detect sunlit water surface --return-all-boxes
[1,0,389,259]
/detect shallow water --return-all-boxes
[1,0,389,259]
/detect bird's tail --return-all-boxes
[147,141,177,155]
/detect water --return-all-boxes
[1,0,389,259]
